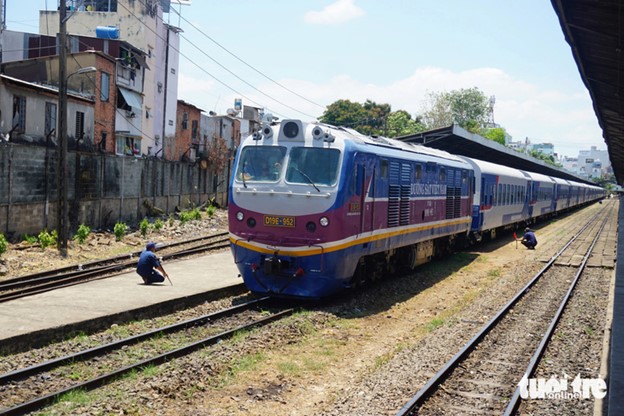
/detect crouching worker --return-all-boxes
[136,242,169,284]
[521,227,538,250]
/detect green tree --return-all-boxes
[319,99,392,136]
[481,127,507,145]
[385,110,426,137]
[421,87,491,133]
[528,149,562,167]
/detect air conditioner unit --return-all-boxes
[126,110,136,118]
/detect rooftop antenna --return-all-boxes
[487,95,496,126]
[170,0,192,27]
[1,0,5,30]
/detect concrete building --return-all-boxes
[37,0,181,158]
[531,142,554,157]
[578,146,610,179]
[0,48,151,157]
[561,156,579,175]
[171,99,202,162]
[0,53,115,151]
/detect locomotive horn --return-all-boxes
[262,125,273,139]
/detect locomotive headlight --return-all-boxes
[236,212,244,221]
[319,217,329,227]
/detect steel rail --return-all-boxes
[502,213,610,415]
[0,307,295,416]
[0,232,228,287]
[0,297,270,384]
[395,205,610,416]
[0,237,229,303]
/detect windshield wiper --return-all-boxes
[242,161,248,188]
[295,168,320,192]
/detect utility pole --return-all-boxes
[57,0,68,255]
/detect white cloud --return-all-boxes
[304,0,364,25]
[179,66,604,157]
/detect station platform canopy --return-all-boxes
[551,0,624,185]
[396,124,596,186]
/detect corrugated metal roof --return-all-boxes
[397,123,596,185]
[551,0,624,185]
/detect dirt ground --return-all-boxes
[2,202,615,415]
[179,202,612,416]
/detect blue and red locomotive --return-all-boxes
[228,119,603,299]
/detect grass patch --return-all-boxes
[230,328,253,344]
[425,317,445,332]
[214,352,266,387]
[140,364,160,378]
[487,268,501,278]
[277,361,300,375]
[55,388,93,407]
[108,324,133,339]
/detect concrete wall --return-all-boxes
[0,143,230,239]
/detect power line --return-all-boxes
[168,6,326,110]
[116,0,315,120]
[177,31,318,120]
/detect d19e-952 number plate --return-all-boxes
[263,215,296,228]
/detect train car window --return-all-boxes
[415,164,422,181]
[492,182,497,205]
[505,184,511,205]
[355,164,365,196]
[381,159,389,179]
[286,147,341,186]
[236,146,287,182]
[462,170,467,185]
[439,167,446,182]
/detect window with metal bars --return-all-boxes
[45,102,57,137]
[75,111,85,140]
[12,95,26,133]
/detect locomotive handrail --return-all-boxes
[234,187,332,198]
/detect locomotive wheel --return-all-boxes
[350,258,368,288]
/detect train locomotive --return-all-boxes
[228,119,603,299]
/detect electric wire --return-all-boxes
[177,30,318,120]
[10,1,320,120]
[168,6,326,110]
[115,0,314,120]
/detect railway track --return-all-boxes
[396,202,614,415]
[0,297,295,416]
[0,232,230,303]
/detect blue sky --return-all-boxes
[6,0,607,159]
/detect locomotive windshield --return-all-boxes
[286,147,340,186]
[236,146,287,182]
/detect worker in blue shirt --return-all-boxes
[136,242,168,284]
[521,227,538,250]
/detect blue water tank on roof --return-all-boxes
[96,26,120,39]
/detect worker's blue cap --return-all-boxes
[146,241,156,250]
